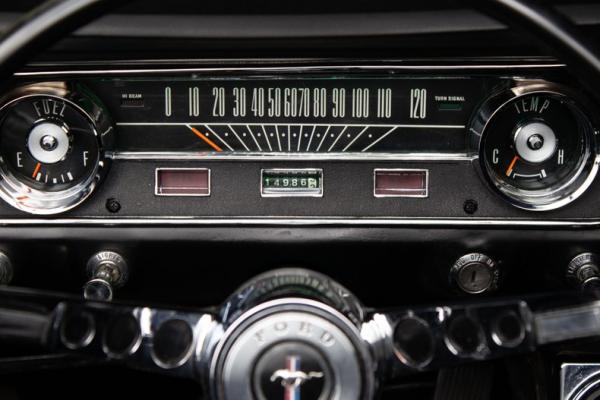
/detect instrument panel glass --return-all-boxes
[85,75,493,156]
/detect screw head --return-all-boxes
[463,199,478,215]
[40,134,58,151]
[527,133,545,150]
[105,198,121,213]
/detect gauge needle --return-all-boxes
[186,125,223,152]
[32,162,41,178]
[505,156,519,177]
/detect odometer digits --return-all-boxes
[261,169,323,197]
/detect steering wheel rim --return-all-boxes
[473,0,600,97]
[0,0,121,85]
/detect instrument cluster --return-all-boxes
[0,63,597,223]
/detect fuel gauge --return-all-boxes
[0,85,112,214]
[0,96,100,190]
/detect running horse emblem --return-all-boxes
[270,355,324,400]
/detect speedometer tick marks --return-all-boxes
[227,125,250,151]
[328,126,348,152]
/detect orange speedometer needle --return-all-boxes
[505,156,519,177]
[32,162,41,178]
[187,125,223,152]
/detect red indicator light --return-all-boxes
[155,168,210,196]
[374,169,428,198]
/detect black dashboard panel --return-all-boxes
[0,62,597,223]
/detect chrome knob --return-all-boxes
[84,251,128,301]
[567,253,600,291]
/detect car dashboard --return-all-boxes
[1,1,600,400]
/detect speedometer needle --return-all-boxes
[187,125,223,152]
[506,156,519,177]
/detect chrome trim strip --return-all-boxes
[13,63,567,77]
[116,122,465,129]
[108,151,476,162]
[0,217,597,227]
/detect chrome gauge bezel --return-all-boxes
[470,81,600,211]
[0,83,112,215]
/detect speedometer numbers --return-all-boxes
[473,86,599,210]
[0,84,112,214]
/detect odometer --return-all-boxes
[261,169,323,197]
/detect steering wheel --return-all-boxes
[0,1,599,400]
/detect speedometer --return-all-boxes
[91,74,482,158]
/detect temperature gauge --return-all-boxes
[0,84,112,214]
[472,85,599,210]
